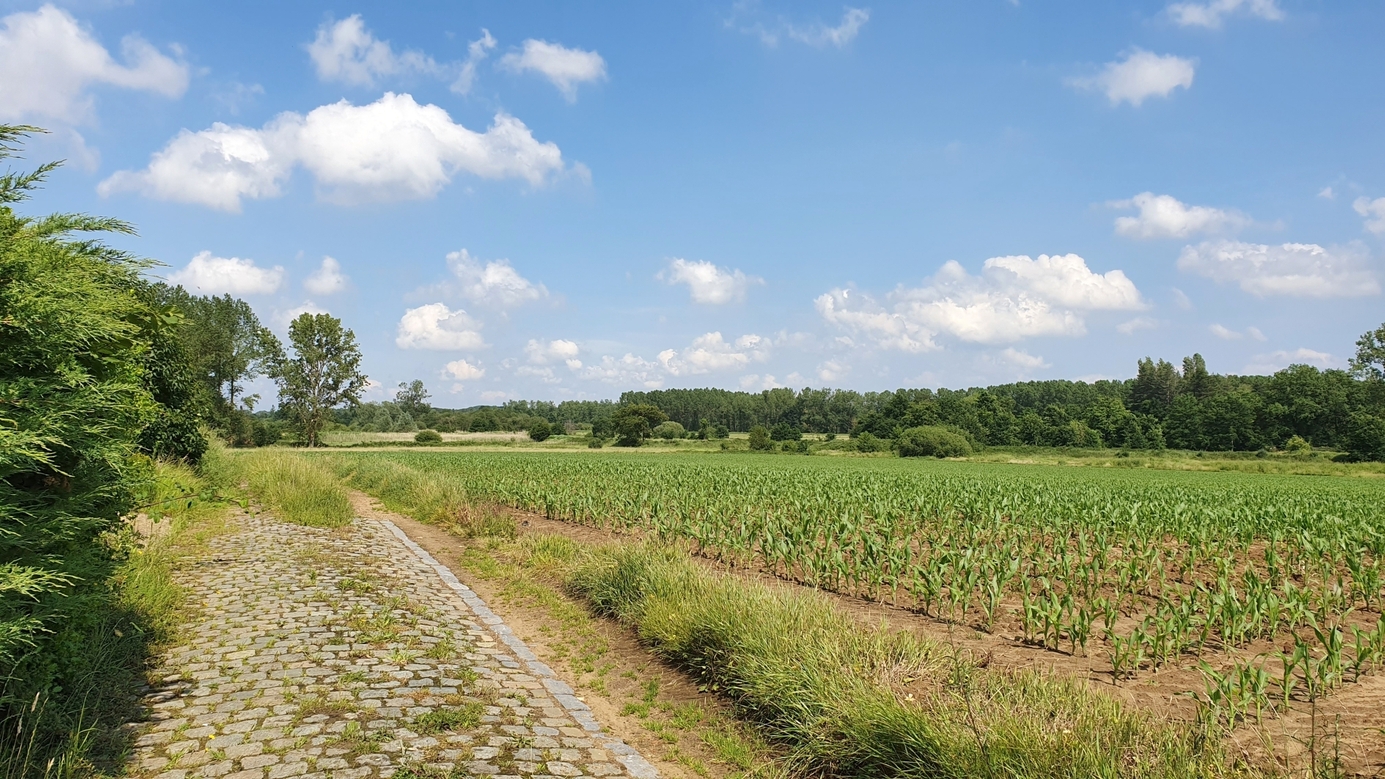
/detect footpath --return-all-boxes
[124,507,658,779]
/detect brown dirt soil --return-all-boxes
[355,489,1385,777]
[348,491,775,779]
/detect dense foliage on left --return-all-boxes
[0,126,208,774]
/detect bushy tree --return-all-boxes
[528,419,554,441]
[395,379,431,421]
[612,404,667,446]
[1351,322,1385,381]
[652,421,685,439]
[897,426,973,458]
[747,425,773,451]
[271,313,367,447]
[769,422,802,441]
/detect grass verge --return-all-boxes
[569,544,1252,779]
[223,448,353,527]
[1,446,232,779]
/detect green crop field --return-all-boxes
[329,449,1385,731]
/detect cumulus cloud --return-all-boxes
[579,353,664,388]
[303,256,348,296]
[819,254,1144,350]
[659,259,763,304]
[1070,49,1195,107]
[817,360,849,382]
[1318,187,1336,200]
[1172,288,1194,310]
[657,333,770,376]
[1000,348,1050,370]
[167,251,284,295]
[1167,0,1283,28]
[525,338,582,369]
[99,93,567,211]
[444,249,548,308]
[1243,348,1334,375]
[444,358,485,381]
[733,5,870,48]
[307,15,443,86]
[1177,240,1380,298]
[395,303,485,350]
[739,374,782,391]
[499,39,606,102]
[275,300,328,329]
[0,5,188,124]
[1111,192,1250,239]
[1354,196,1385,235]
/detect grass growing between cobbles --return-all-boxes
[224,448,353,527]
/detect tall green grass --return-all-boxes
[1,453,230,779]
[225,449,353,527]
[569,544,1253,779]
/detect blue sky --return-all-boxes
[4,0,1384,405]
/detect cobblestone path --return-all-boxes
[126,511,657,779]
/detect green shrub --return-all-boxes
[769,422,802,442]
[527,420,553,442]
[652,421,686,439]
[1283,434,1312,454]
[897,426,974,458]
[854,431,885,453]
[747,425,773,451]
[588,436,605,448]
[1343,414,1385,462]
[252,418,284,447]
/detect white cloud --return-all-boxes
[1167,0,1284,28]
[733,5,870,48]
[1111,192,1250,239]
[525,339,582,369]
[579,353,664,388]
[1117,316,1161,335]
[1353,196,1385,235]
[444,249,548,307]
[739,374,782,391]
[1172,287,1194,309]
[1243,348,1334,375]
[499,39,606,102]
[444,358,485,381]
[658,332,770,376]
[819,254,1144,350]
[395,303,485,350]
[1000,348,1050,370]
[167,251,284,295]
[304,256,348,296]
[1210,323,1269,341]
[1177,240,1380,298]
[0,5,188,124]
[659,259,763,304]
[817,359,849,382]
[1318,187,1336,200]
[275,300,328,329]
[1070,49,1195,107]
[453,30,496,95]
[787,8,870,47]
[100,93,567,211]
[306,15,449,87]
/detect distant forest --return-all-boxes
[334,349,1385,459]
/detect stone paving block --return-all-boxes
[122,510,654,778]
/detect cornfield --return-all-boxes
[335,450,1385,727]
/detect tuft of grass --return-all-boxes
[411,703,483,734]
[224,449,353,527]
[568,543,1252,779]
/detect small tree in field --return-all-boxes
[272,313,367,447]
[395,379,431,421]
